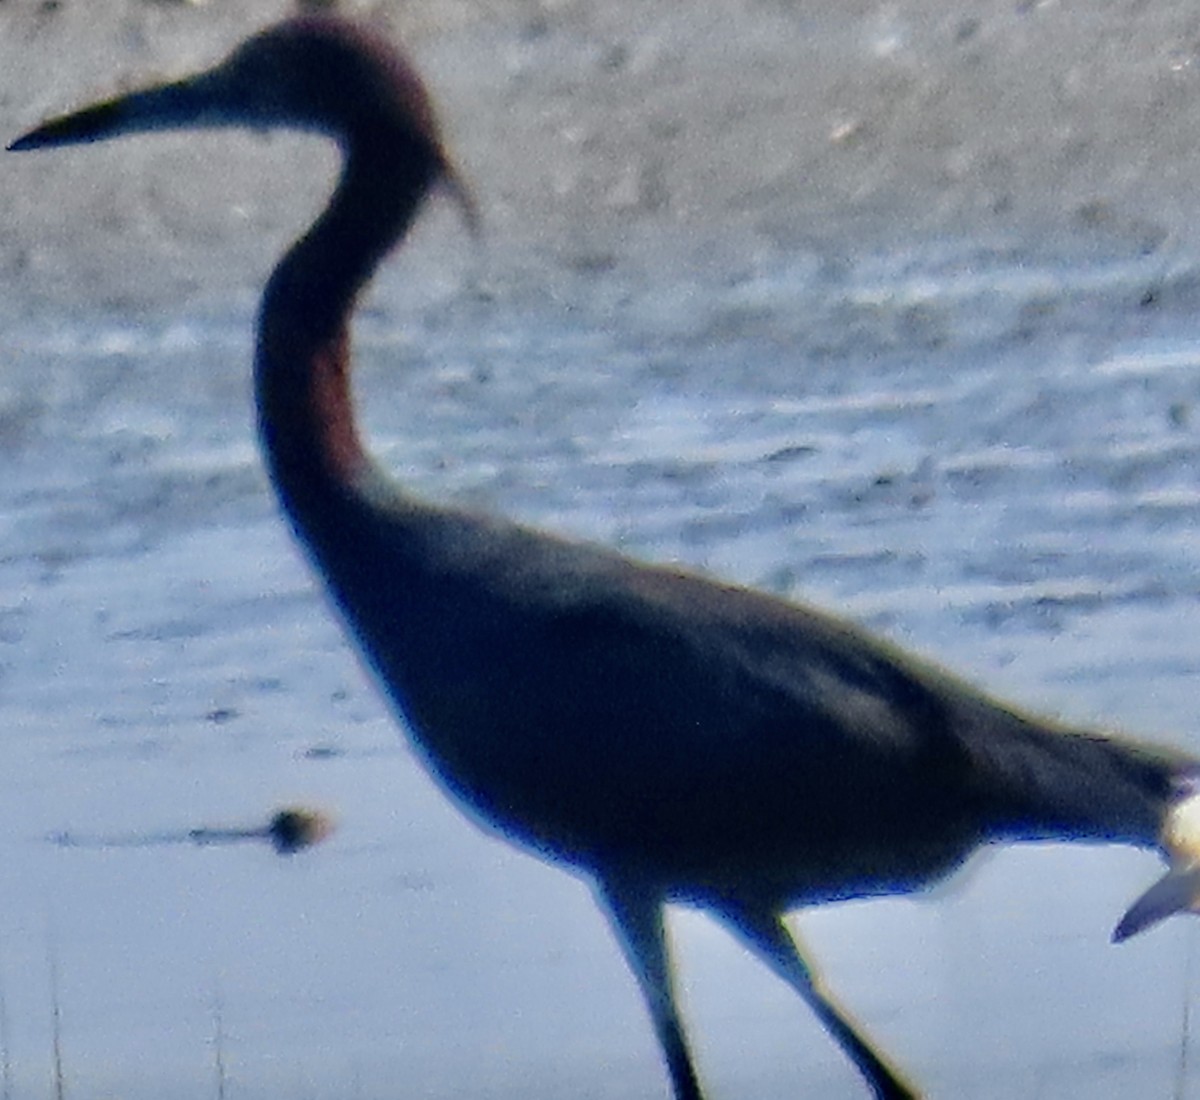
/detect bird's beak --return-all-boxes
[8,69,233,152]
[8,51,478,241]
[8,65,481,240]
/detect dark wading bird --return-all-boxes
[11,16,1200,1099]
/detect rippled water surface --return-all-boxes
[3,239,1200,1098]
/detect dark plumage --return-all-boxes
[12,17,1200,1099]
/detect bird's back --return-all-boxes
[292,474,1183,905]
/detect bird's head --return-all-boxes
[8,15,478,229]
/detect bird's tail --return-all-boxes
[959,708,1200,941]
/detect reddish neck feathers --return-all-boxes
[262,325,362,483]
[255,139,439,514]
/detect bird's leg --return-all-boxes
[711,901,919,1100]
[595,879,705,1100]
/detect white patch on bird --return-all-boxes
[1113,790,1200,942]
[1164,790,1200,864]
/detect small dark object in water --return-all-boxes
[187,806,335,854]
[264,807,335,854]
[51,806,335,856]
[13,16,1200,1099]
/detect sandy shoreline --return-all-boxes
[5,4,1200,1098]
[4,0,1200,316]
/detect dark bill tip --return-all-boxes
[8,98,127,152]
[8,74,228,154]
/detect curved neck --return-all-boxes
[255,138,438,518]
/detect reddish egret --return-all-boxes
[11,16,1200,1099]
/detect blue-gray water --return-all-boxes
[2,238,1200,1098]
[7,1,1200,1096]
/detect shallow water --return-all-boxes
[2,232,1200,1098]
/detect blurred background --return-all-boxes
[3,1,1200,1096]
